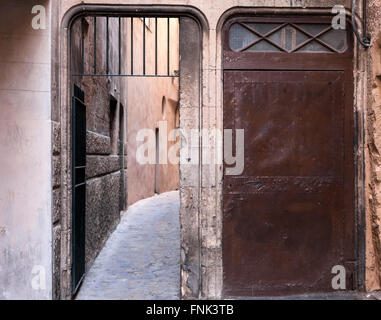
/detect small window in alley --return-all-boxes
[162,96,166,117]
[110,96,118,154]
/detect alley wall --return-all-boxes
[125,18,180,205]
[70,16,127,280]
[0,0,52,299]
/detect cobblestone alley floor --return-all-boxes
[76,191,180,300]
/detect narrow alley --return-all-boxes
[76,191,180,300]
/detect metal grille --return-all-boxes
[72,16,179,78]
[229,22,347,53]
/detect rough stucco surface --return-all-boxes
[177,17,202,299]
[0,0,53,299]
[365,0,381,291]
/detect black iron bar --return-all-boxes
[72,74,179,78]
[94,16,97,74]
[106,17,109,74]
[131,17,134,75]
[167,18,170,76]
[119,17,121,75]
[143,18,146,75]
[155,17,158,75]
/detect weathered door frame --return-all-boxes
[216,8,366,298]
[58,4,208,300]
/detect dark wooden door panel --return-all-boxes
[223,70,355,297]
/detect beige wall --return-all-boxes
[0,0,52,299]
[124,18,180,205]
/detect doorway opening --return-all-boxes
[69,15,181,298]
[155,127,160,194]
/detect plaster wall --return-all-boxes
[0,0,52,299]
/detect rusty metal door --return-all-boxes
[223,16,356,297]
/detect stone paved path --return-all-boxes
[76,191,180,300]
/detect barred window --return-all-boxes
[229,22,347,53]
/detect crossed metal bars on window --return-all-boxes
[233,22,344,53]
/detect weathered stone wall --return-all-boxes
[69,16,127,276]
[364,0,381,291]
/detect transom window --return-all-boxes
[229,22,347,53]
